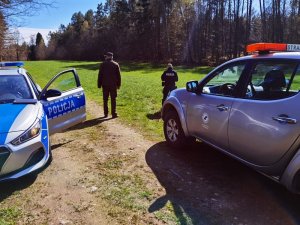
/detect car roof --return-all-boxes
[0,68,27,76]
[229,52,300,64]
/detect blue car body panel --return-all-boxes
[0,104,27,143]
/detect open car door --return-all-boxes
[40,69,86,135]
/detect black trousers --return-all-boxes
[102,86,117,115]
[162,86,176,105]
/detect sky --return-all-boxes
[16,0,103,43]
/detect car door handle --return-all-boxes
[74,93,83,98]
[272,116,297,124]
[216,104,229,112]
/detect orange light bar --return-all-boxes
[246,43,287,53]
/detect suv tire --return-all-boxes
[164,110,190,148]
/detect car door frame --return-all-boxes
[39,69,81,98]
[197,59,252,98]
[39,69,86,135]
[186,59,252,150]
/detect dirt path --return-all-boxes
[0,101,162,225]
[1,100,300,225]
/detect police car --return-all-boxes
[0,62,86,181]
[162,43,300,193]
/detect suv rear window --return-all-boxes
[246,61,299,100]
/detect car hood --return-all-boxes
[169,88,191,100]
[0,103,39,134]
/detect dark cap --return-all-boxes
[105,52,113,57]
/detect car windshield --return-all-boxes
[0,75,33,102]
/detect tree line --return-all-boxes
[0,0,51,61]
[2,0,300,65]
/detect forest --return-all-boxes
[1,0,300,65]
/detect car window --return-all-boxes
[246,61,298,100]
[0,75,33,100]
[47,71,78,93]
[202,63,246,97]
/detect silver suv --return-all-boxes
[162,43,300,193]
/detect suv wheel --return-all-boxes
[164,111,188,148]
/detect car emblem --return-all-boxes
[202,113,209,124]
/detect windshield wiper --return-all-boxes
[0,99,15,104]
[13,99,37,104]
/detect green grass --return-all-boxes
[0,207,21,225]
[25,61,211,140]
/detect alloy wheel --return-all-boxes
[166,119,179,142]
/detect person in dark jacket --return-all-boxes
[98,52,121,118]
[161,63,178,105]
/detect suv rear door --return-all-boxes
[228,60,300,166]
[40,69,86,135]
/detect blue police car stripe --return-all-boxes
[0,104,26,144]
[41,112,47,128]
[43,93,85,120]
[41,114,49,152]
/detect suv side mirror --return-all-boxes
[186,81,199,93]
[42,89,62,99]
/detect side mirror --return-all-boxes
[186,81,199,93]
[42,89,62,99]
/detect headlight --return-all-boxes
[11,120,41,146]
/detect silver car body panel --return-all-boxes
[186,93,234,150]
[228,94,300,166]
[163,52,300,192]
[2,136,48,175]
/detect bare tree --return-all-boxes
[0,0,54,20]
[0,0,54,61]
[0,11,7,61]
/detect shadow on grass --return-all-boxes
[0,151,56,202]
[121,62,163,72]
[61,61,161,72]
[67,116,114,131]
[146,111,162,120]
[62,63,100,71]
[146,141,300,224]
[61,61,213,76]
[51,141,73,151]
[177,66,213,76]
[0,174,37,202]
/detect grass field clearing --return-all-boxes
[25,61,212,140]
[1,61,211,224]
